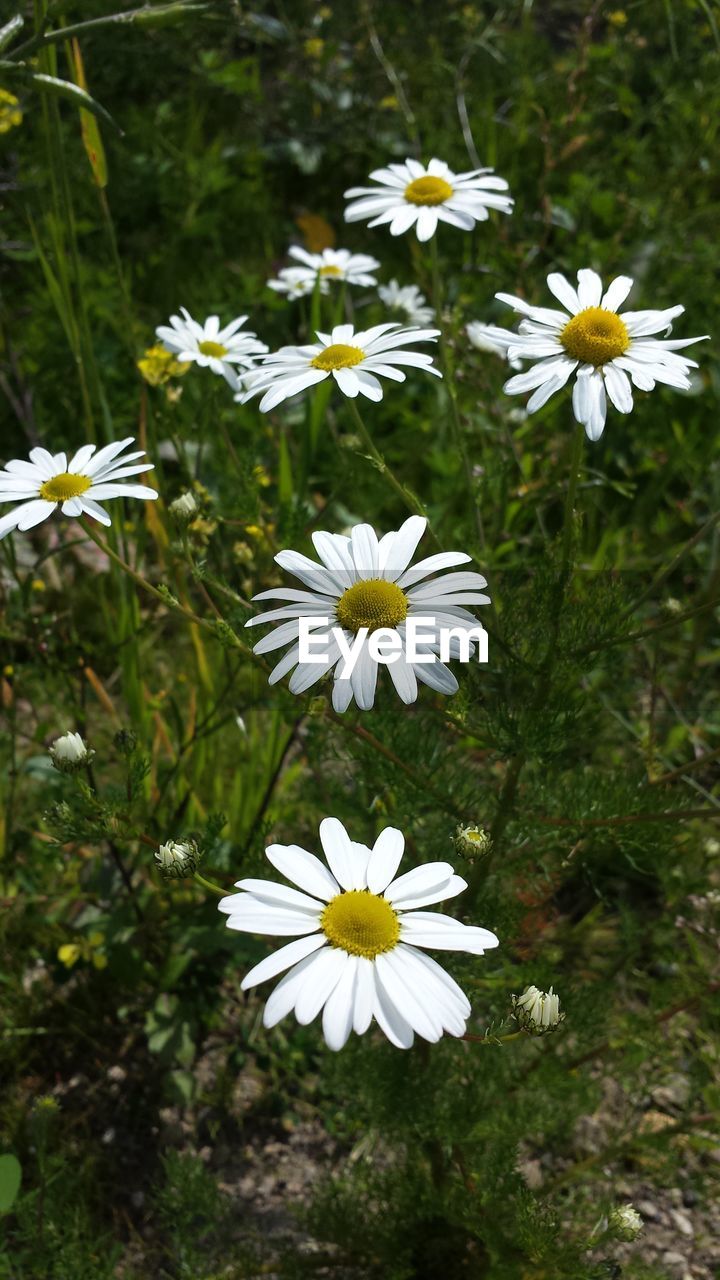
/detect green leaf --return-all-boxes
[0,14,23,53]
[30,73,123,136]
[0,1154,21,1214]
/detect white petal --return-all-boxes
[576,268,603,308]
[385,862,455,906]
[396,551,470,589]
[265,843,341,901]
[393,874,467,912]
[295,948,348,1025]
[601,275,633,312]
[318,817,358,891]
[233,879,323,914]
[350,523,380,578]
[346,643,377,712]
[372,969,414,1048]
[603,363,633,414]
[366,827,405,894]
[383,515,427,578]
[388,655,419,704]
[17,499,55,531]
[241,934,327,990]
[263,951,329,1027]
[546,272,580,314]
[375,952,443,1041]
[353,957,375,1034]
[322,956,358,1050]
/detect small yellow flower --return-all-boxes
[58,943,82,969]
[304,37,325,58]
[608,9,628,25]
[252,465,271,489]
[137,344,190,387]
[379,95,399,111]
[0,90,22,135]
[32,578,46,592]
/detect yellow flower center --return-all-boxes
[319,264,343,277]
[39,473,92,503]
[404,175,453,206]
[560,307,630,366]
[321,890,400,958]
[335,578,408,634]
[198,340,228,358]
[310,343,365,371]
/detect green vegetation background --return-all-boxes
[1,2,719,1277]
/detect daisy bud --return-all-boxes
[609,1204,643,1242]
[49,732,92,774]
[114,728,138,756]
[453,824,492,860]
[512,985,564,1034]
[169,492,198,525]
[155,839,199,880]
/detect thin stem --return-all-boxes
[345,398,439,545]
[193,871,226,897]
[430,236,485,550]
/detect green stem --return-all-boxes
[345,398,439,545]
[430,236,485,550]
[465,423,585,904]
[193,871,226,897]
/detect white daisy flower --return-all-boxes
[267,267,327,300]
[344,157,513,242]
[246,514,490,713]
[240,321,440,413]
[49,731,92,773]
[495,269,709,441]
[156,307,268,390]
[466,321,522,370]
[286,245,380,288]
[219,817,499,1051]
[378,280,435,326]
[0,438,158,540]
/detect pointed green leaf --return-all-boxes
[0,1154,21,1214]
[30,73,122,135]
[0,15,23,54]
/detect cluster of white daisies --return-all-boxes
[5,152,709,1052]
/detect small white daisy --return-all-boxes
[344,157,513,242]
[240,321,440,413]
[466,321,522,369]
[219,816,499,1051]
[246,514,490,712]
[495,269,709,441]
[378,280,435,326]
[267,267,327,300]
[286,245,380,288]
[156,307,268,390]
[0,438,157,540]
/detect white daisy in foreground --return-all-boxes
[241,321,440,413]
[0,438,157,540]
[345,157,513,242]
[466,321,522,369]
[378,280,434,326]
[246,514,490,712]
[156,307,268,390]
[267,267,326,300]
[287,245,380,288]
[220,817,499,1050]
[495,269,709,441]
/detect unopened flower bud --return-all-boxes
[155,839,199,880]
[49,731,92,773]
[114,728,138,756]
[512,985,564,1034]
[609,1203,643,1242]
[453,824,491,860]
[169,491,198,524]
